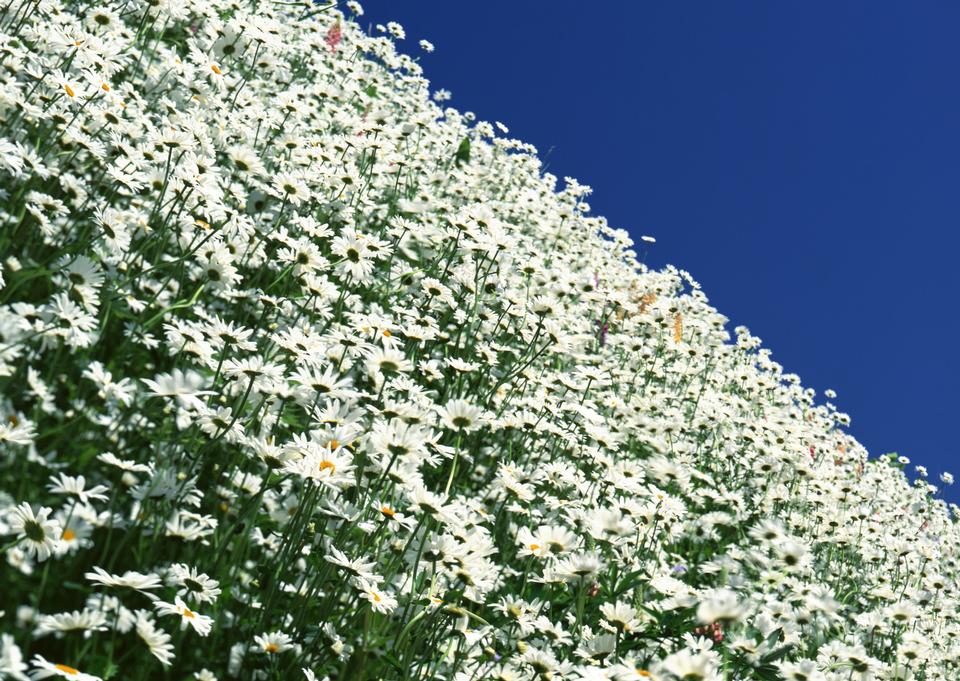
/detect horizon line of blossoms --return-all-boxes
[0,1,957,680]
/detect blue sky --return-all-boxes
[357,2,960,501]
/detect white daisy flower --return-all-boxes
[7,503,60,563]
[154,597,213,637]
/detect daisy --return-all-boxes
[135,612,174,667]
[439,399,485,432]
[368,418,429,464]
[696,589,747,625]
[47,474,110,505]
[536,525,579,555]
[599,602,643,633]
[43,294,97,349]
[228,146,265,176]
[372,499,416,531]
[556,552,604,583]
[324,546,382,584]
[291,365,354,401]
[96,452,152,474]
[142,369,213,410]
[271,172,310,206]
[660,649,717,681]
[364,346,413,377]
[92,206,131,255]
[53,511,93,557]
[0,634,28,681]
[7,503,60,562]
[0,419,37,446]
[58,255,104,297]
[253,631,293,654]
[28,655,102,680]
[205,316,256,351]
[167,564,221,604]
[516,527,550,559]
[358,580,398,614]
[0,139,25,176]
[85,567,163,594]
[331,231,376,282]
[221,356,285,391]
[35,610,109,638]
[447,357,478,373]
[283,447,356,490]
[154,597,213,636]
[196,406,245,443]
[52,71,86,101]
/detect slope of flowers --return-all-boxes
[0,2,955,680]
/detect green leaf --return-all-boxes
[763,627,784,648]
[454,136,471,166]
[760,643,794,664]
[101,661,119,680]
[753,664,782,681]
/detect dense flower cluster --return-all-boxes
[0,1,956,680]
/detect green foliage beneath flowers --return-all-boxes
[0,1,956,681]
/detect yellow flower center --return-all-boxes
[64,84,75,98]
[380,505,396,518]
[62,528,76,541]
[382,330,392,337]
[211,64,222,75]
[265,643,279,653]
[101,83,110,92]
[54,664,79,675]
[319,460,336,473]
[328,439,340,450]
[529,543,540,551]
[182,607,196,619]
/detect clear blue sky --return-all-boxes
[357,2,960,500]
